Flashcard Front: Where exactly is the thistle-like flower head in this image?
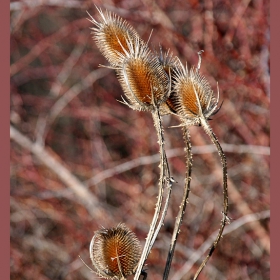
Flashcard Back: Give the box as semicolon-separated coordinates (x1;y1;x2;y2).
87;7;142;67
156;47;181;115
171;59;220;126
89;223;141;279
117;37;171;112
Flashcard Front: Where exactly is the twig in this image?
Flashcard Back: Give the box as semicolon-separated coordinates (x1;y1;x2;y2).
35;67;110;145
170;210;270;280
10;0;83;11
10;18;87;76
10;125;101;218
85;144;270;187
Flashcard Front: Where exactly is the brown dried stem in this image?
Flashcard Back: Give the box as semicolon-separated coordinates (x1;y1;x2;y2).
134;108;172;280
163;127;192;280
192;116;229;280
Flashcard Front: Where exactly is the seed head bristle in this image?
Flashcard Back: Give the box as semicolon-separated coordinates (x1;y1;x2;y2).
157;47;180;76
88;8;142;67
117;38;171;112
90;223;141;279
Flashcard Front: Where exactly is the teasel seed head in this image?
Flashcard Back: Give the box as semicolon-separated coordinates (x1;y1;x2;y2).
117;37;171;112
171;58;221;126
90;223;141;279
87;7;142;67
156;47;181;115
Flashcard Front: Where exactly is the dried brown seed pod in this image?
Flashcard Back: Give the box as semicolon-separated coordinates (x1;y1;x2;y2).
171;59;220;126
117;37;171;112
89;223;141;280
87;7;142;67
156;47;181;115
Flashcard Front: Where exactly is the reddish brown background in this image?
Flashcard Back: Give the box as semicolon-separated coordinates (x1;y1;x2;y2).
10;0;270;279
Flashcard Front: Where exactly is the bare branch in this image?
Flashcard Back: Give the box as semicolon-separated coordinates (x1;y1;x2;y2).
10;0;82;11
10;125;101;219
35;68;111;145
85;144;269;187
171;210;270;280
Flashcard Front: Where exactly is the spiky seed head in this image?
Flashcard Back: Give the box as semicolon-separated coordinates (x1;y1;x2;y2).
156;48;181;115
90;223;141;279
172;63;219;125
87;7;142;67
117;37;171;112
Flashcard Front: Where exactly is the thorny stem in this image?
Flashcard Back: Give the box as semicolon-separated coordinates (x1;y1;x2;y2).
192;116;229;280
134;108;172;280
163;127;192;280
149;110;174;253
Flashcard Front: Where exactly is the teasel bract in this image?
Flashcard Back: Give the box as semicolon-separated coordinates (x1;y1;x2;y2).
87;7;143;67
164;52;229;280
89;224;142;280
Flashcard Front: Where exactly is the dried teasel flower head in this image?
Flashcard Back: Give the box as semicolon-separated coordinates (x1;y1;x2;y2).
156;47;181;115
117;37;171;112
171;52;222;126
89;223;141;280
87;7;142;67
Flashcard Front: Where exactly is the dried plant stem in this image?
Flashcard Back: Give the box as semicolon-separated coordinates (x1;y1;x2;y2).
163;127;192;280
149;113;174;253
192;116;229;280
134;109;171;280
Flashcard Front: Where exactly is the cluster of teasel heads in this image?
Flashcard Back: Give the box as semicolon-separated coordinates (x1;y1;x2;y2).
86;6;229;280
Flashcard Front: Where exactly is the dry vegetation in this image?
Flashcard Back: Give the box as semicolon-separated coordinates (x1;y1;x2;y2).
10;0;270;279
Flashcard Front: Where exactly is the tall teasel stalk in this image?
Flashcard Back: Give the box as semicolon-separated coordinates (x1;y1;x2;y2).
168;51;229;279
87;8;174;280
163;126;193;280
151;49;195;280
116;36;174;280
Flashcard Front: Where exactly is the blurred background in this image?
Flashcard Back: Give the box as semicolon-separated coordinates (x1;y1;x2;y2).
10;0;270;279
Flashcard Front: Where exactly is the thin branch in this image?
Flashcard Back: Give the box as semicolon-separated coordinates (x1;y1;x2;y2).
10;125;101;218
10;0;83;11
85;144;270;187
10;18;87;76
170;210;270;280
35;67;110;145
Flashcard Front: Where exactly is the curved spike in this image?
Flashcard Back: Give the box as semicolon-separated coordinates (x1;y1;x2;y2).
78;255;95;273
147;29;154;45
197;50;204;71
86;10;98;25
211;100;224;116
216;81;220;106
89;235;111;278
